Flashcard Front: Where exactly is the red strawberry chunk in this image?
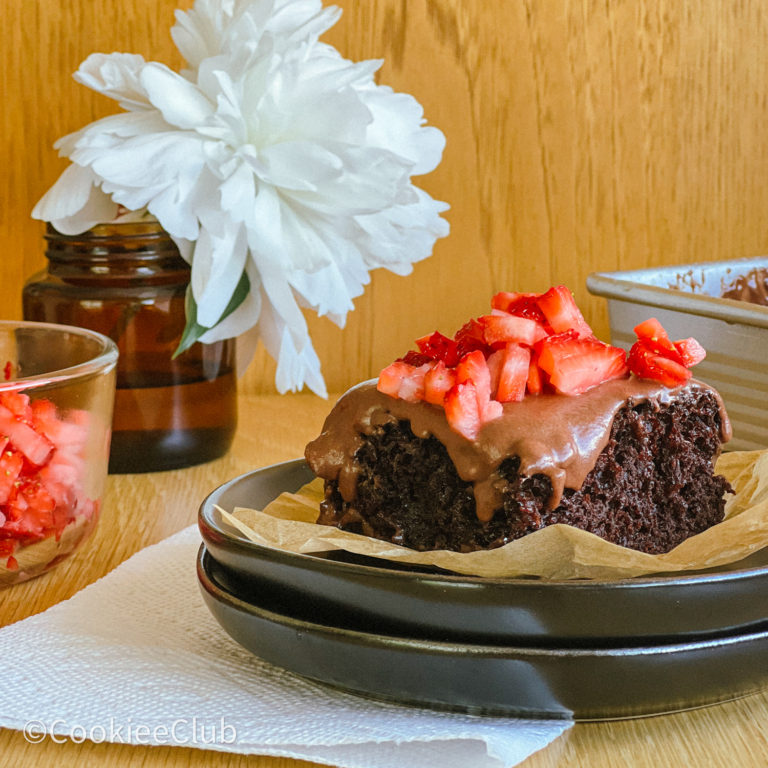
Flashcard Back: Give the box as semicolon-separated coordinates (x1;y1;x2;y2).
0;403;54;466
0;391;31;419
633;317;669;341
377;361;432;402
444;382;482;441
454;319;487;359
538;335;629;395
628;339;692;387
493;344;531;402
492;292;549;325
536;285;594;338
0;447;22;504
456;350;492;409
398;350;433;367
479;313;548;347
527;353;544;395
673;337;706;367
424;361;456;405
416;332;460;367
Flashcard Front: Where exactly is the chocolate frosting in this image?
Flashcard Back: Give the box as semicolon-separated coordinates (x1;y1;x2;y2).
305;378;731;523
721;268;768;306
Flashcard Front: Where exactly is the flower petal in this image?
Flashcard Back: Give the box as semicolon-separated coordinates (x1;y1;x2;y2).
139;63;215;129
31;164;118;234
190;220;249;327
74;52;152;111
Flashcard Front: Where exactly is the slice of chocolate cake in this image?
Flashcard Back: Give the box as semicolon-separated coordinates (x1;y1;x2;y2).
305;379;731;554
305;287;732;555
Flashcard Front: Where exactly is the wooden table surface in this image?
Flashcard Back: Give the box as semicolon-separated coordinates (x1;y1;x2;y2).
2;391;768;768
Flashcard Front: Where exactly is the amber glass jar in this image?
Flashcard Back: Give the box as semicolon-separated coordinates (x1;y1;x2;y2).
23;222;237;473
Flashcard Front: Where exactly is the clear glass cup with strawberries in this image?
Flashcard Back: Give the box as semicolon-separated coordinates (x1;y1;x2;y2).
0;321;117;586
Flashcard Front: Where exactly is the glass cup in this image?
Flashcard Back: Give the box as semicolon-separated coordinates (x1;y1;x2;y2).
0;320;117;586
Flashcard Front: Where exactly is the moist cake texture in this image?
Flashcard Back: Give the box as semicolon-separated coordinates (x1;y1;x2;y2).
305;378;732;555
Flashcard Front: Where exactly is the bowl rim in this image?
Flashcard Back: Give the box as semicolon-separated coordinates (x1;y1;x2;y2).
0;319;118;389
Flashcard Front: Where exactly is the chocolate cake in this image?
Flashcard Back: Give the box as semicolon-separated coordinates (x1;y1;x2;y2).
305;378;731;554
305;286;732;555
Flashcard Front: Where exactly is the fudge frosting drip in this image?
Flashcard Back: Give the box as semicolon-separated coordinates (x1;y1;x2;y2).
305;378;731;523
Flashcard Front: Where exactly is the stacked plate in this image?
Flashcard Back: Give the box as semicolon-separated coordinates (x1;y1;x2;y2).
198;459;768;721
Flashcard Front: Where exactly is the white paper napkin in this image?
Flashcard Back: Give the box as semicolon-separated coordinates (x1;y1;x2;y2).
0;527;572;768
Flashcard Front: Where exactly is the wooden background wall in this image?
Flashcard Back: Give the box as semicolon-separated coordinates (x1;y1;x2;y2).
3;0;768;395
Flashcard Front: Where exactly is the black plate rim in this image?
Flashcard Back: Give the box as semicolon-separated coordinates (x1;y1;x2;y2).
200;457;768;590
197;543;768;657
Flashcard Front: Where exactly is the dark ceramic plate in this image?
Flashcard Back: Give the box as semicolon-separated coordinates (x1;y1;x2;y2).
198;545;768;720
199;459;768;644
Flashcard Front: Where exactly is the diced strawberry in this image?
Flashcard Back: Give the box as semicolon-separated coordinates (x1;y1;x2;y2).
538;335;629;395
0;448;22;504
0;403;54;466
481;398;503;422
454;319;487;359
398;350;433;367
424;361;456;406
673;337;706;367
492;291;549;325
527;353;544;395
444;382;482;441
377;361;432;402
633;317;669;341
628;339;692;387
456;350;492;410
479;313;548;347
494;344;531;403
536;285;594;338
0;391;31;419
416;332;460;367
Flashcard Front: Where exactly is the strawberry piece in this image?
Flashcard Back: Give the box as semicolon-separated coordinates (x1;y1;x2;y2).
398;350;433;367
416;332;461;367
0;403;54;466
454;319;487;359
536;285;594;338
628;339;692;387
633;317;669;341
492;291;549;325
0;391;31;419
377;361;432;402
0;447;22;504
424;361;456;405
493;344;531;403
538;334;629;395
527;353;544;395
674;337;706;367
479;313;548;347
456;350;492;409
444;382;482;441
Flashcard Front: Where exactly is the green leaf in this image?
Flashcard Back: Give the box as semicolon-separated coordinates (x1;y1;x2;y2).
174;270;251;357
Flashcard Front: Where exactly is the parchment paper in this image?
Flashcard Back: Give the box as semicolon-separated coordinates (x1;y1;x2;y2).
220;450;768;580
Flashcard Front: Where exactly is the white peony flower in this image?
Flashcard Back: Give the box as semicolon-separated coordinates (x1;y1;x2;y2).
32;0;449;397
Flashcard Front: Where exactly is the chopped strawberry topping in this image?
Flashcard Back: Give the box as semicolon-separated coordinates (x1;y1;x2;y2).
479;313;548;347
444;382;482;441
416;332;461;367
674;337;707;367
536;285;594;338
377;361;431;402
627;317;705;386
538;335;629;395
492;344;531;403
424;361;456;406
376;290;707;440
